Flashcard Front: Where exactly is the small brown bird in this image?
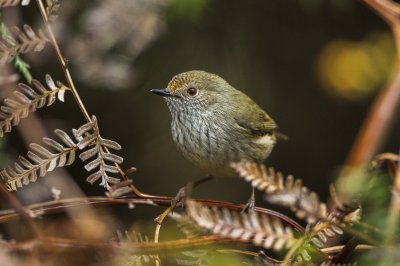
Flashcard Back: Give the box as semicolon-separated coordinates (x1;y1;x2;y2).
151;70;280;206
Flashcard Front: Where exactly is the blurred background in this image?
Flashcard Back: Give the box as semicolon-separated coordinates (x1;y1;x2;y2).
1;0;399;218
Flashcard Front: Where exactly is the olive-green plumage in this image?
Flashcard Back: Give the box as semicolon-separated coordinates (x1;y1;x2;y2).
151;70;278;177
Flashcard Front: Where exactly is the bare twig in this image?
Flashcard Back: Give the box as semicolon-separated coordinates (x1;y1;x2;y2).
0;196;305;232
0;181;41;238
0;235;250;254
154;207;172;266
154;207;172;242
35;0;90;122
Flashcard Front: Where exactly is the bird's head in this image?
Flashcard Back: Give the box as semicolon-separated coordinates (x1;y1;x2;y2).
151;70;232;113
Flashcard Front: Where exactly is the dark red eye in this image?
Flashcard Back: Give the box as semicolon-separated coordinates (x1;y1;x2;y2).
187;87;198;96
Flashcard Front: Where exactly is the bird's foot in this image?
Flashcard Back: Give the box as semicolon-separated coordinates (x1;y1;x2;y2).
171;185;190;210
241;188;256;213
170;176;213;211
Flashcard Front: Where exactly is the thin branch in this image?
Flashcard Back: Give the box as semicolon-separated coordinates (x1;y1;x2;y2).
362;0;400;32
154;207;172;266
0;181;41;238
154;207;172;242
0;196;305;232
35;0;90;122
1;235;251;254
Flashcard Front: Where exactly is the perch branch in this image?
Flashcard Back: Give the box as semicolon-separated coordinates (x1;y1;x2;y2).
0;196;304;232
0;235;250;254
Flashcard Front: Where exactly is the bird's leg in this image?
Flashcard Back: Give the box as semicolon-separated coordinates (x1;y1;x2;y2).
171;175;213;209
242;186;256;213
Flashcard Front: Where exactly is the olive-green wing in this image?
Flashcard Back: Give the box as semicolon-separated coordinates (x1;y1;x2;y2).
233;101;277;137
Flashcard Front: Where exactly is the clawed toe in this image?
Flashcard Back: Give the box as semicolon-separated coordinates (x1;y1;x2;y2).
171;186;188;210
242;188;256;213
170;176;213;210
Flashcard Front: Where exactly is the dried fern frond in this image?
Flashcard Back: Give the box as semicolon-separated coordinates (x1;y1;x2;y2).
186;200;298;251
46;0;60;21
171;212;207;238
309;204;361;249
0;24;49;62
0;0;30;7
1;129;77;191
73;116;123;190
232;161;327;224
0;74;69;137
106;180;134;198
114;230;159;266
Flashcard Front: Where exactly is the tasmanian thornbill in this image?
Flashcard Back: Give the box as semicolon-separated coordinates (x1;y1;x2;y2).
151;70;282;209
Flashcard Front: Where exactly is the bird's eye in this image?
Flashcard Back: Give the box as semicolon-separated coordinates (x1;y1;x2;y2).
187;87;198;96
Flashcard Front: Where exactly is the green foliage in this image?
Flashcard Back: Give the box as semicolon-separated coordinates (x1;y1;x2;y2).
13;56;32;83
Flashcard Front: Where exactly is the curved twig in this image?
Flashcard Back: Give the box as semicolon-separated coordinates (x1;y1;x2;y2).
0;195;305;233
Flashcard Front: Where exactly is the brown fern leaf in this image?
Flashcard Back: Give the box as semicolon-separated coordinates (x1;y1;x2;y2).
0;74;69;137
171;212;207;238
231;161;327;224
309;204;361;248
106;179;134;198
73;116;123;190
1;129;77;191
308;217;345;249
114;230;160;265
0;24;49;62
186;200;298;251
46;0;60;21
0;0;30;7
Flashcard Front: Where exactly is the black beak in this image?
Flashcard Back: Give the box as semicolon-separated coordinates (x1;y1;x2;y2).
150;89;179;98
